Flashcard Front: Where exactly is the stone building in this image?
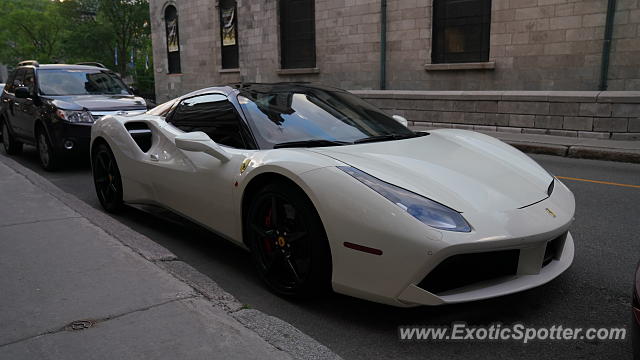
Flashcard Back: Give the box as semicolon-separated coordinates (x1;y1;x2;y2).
149;0;640;139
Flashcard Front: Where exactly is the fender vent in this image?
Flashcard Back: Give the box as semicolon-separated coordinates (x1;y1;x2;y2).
125;122;152;152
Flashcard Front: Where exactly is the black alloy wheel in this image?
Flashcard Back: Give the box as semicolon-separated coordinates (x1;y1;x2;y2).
36;128;58;171
1;119;23;155
247;182;331;297
92;143;123;212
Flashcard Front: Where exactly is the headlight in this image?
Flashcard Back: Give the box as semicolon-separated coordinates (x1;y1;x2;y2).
338;166;472;232
56;109;94;123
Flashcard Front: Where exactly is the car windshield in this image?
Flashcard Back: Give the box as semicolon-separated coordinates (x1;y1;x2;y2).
38;69;131;96
147;98;177;116
237;86;416;149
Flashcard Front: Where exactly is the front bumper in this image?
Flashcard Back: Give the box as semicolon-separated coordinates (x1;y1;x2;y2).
633;269;640;360
300;166;576;307
397;232;574;305
633;307;640;360
49;121;92;154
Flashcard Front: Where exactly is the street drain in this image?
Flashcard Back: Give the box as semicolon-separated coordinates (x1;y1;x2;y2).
64;319;96;331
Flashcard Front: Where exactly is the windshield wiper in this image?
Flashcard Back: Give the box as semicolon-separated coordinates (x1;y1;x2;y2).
273;139;352;149
354;132;427;144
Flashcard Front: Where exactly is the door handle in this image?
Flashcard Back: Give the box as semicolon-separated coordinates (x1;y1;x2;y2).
149;154;159;161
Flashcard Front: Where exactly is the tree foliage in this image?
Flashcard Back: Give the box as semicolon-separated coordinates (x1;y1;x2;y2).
0;0;154;99
0;0;68;63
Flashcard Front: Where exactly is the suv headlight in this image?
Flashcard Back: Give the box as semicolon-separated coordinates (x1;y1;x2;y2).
56;109;94;123
338;166;472;232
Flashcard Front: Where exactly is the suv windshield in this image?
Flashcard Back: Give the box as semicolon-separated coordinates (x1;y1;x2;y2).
237;87;416;149
38;69;131;96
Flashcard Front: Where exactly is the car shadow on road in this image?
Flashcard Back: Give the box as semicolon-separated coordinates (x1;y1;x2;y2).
16;146;91;173
13;145;576;329
113;193;576;330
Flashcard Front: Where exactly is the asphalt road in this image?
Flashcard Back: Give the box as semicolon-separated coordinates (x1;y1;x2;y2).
5;146;639;360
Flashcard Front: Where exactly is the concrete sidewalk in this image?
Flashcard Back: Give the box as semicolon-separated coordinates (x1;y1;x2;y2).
0;156;340;360
413;125;640;163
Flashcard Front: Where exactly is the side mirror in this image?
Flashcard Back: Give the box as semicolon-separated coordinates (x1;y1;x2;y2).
175;131;231;162
392;114;409;127
129;86;139;96
14;86;31;99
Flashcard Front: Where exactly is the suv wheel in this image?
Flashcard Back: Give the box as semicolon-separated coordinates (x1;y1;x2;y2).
1;119;23;155
36;127;58;171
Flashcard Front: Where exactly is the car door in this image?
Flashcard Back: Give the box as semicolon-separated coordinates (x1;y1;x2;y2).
16;68;38;139
149;93;254;239
2;69;25;138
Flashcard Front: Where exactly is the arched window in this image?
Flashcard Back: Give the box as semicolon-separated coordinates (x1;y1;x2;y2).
165;5;181;73
432;0;491;64
220;0;239;69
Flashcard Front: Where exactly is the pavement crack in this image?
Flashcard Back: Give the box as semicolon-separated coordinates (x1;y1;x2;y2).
0;294;200;348
0;216;84;229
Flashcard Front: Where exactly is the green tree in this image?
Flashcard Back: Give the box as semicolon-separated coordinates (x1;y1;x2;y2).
97;0;150;77
0;0;155;100
0;0;68;64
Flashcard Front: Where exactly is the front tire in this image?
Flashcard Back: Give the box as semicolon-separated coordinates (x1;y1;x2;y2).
36;127;59;171
1;119;23;155
246;182;331;298
92;142;123;213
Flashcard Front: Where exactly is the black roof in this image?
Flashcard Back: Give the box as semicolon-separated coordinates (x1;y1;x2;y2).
17;64;110;71
231;82;344;93
184;82;345;98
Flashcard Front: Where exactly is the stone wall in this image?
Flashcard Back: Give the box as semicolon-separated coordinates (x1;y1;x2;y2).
352;90;640;140
149;0;241;102
149;0;640;103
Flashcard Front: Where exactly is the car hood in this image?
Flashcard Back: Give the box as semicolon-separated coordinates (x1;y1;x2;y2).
44;94;147;111
311;129;554;213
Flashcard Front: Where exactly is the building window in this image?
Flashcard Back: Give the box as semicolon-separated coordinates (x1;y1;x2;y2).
220;0;239;69
432;0;491;64
165;5;181;74
279;0;316;69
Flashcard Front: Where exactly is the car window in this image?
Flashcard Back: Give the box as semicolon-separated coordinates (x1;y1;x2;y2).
147;98;178;117
238;88;414;149
169;93;252;149
6;69;25;93
38;69;131;96
23;69;35;95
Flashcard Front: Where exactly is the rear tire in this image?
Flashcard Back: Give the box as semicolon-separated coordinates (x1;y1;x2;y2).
92;142;123;213
1;119;23;155
246;182;332;298
36;127;59;171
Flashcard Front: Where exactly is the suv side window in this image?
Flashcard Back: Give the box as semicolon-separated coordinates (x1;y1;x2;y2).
22;69;36;95
5;69;25;94
169;93;252;149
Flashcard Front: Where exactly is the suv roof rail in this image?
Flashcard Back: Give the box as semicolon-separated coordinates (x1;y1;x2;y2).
75;62;106;68
18;60;39;67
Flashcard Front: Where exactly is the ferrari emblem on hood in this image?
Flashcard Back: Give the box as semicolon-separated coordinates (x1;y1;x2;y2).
545;208;557;218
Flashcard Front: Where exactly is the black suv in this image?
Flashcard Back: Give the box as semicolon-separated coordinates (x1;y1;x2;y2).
0;61;149;170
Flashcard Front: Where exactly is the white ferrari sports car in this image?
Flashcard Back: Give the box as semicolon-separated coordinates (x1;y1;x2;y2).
90;83;575;307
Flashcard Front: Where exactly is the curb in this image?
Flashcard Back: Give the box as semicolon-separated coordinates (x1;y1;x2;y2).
504;141;640;164
0;154;341;360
